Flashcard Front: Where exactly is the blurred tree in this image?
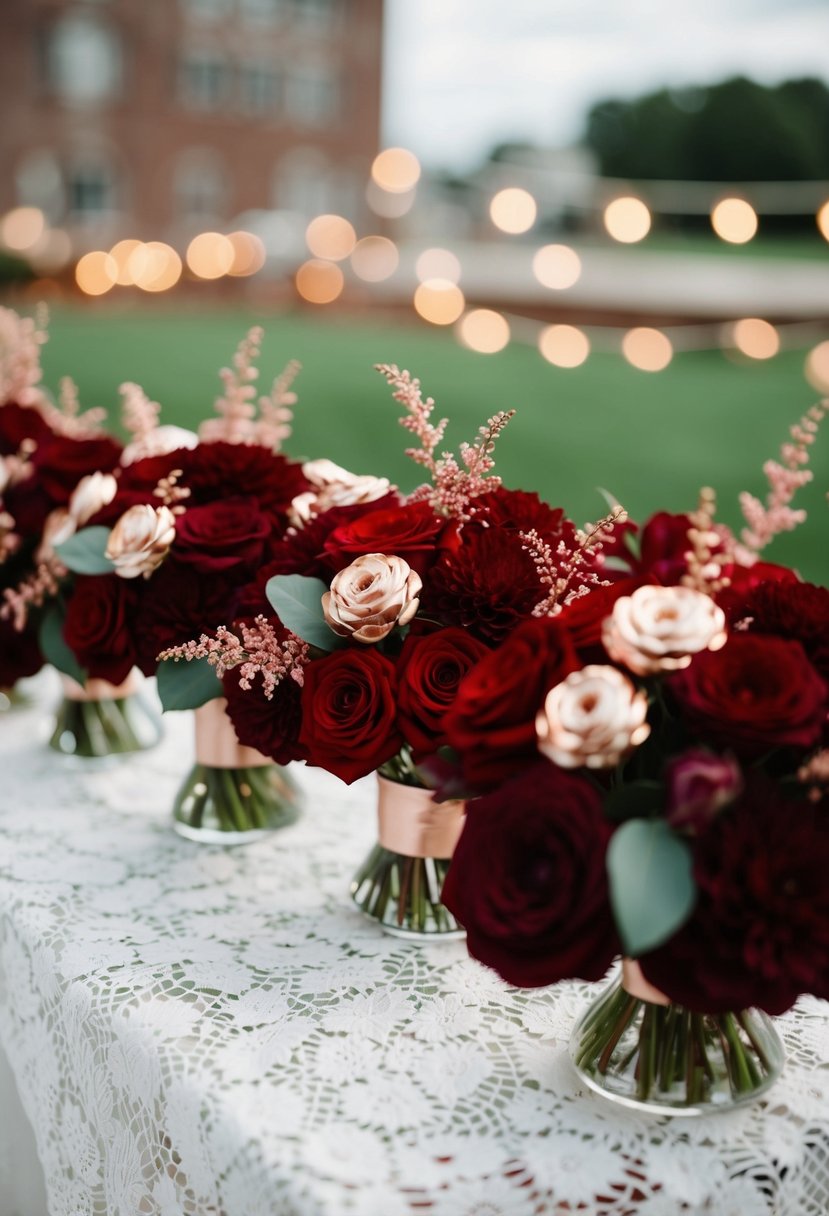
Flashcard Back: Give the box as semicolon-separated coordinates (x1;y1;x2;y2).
585;75;829;181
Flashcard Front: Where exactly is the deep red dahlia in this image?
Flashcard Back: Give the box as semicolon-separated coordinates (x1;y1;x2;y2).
442;760;619;987
720;579;829;682
222;657;306;767
640;778;829;1014
419;526;542;643
132;560;242;674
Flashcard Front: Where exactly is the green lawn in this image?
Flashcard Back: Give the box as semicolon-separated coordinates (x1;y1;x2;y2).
40;302;827;585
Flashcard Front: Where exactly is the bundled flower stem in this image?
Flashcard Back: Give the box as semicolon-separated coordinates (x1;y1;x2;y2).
571;976;782;1110
350;846;460;936
173;761;299;838
49;688;162;759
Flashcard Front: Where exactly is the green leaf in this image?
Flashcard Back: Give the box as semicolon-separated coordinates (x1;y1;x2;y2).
38;604;87;685
55;526;114;575
607;818;696;955
156;656;219;712
265;574;346;651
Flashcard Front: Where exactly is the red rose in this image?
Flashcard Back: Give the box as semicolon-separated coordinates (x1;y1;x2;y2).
444;617;579;790
397;628;490;759
420;527;543;643
62;574;138;685
173;497;271;572
719;578;829;681
323;502;446;575
556;576;644;660
33;433;122;504
298;649;402;783
670;633;827;759
640;778;829;1013
222;649;306;767
721;560;799;597
634;512;696;584
442;760;619;987
0;402;51;454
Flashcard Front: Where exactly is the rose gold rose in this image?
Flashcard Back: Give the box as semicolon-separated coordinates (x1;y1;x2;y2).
121;425;198;467
68;471;118;526
536;665;650;769
290;461;391;527
106;503;177;579
602;584;727;676
322;552;422;644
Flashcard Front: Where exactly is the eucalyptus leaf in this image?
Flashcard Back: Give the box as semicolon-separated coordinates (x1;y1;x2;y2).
607;818;696;955
265;574;346;651
55;526;114;575
38;604;87;685
156;656;219;712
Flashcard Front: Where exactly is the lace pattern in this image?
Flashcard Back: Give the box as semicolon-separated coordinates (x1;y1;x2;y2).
1;672;827;1216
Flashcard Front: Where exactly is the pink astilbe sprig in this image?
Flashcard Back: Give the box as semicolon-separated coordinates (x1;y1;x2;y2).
1;555;65;630
199;326;263;444
0;512;20;565
375;363;515;520
120;381;161;443
0;305;47;407
153;468;190;514
798;749;829;803
255;358;300;451
736;400;827;562
522;506;626;616
158;615;309;699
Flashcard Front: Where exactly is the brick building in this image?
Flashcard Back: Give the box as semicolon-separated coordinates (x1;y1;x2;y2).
0;0;384;252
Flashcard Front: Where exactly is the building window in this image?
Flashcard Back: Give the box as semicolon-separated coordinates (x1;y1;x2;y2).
285;65;338;127
178;51;230;111
240;0;288;25
174;149;225;221
241;62;282;115
293;0;338;29
42;14;122;105
67;161;118;217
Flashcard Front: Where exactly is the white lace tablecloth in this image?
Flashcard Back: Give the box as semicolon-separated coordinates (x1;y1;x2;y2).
1;674;828;1216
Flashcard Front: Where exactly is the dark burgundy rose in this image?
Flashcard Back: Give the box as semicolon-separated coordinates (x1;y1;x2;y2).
62;574;138;686
719;579;829;682
640;778;829;1014
420;527;543;644
397;627;490;759
0;616;43;687
323;502;446;575
670;633;827;759
442;760;619;987
173;497;271;572
444;617;579;790
222;654;306;767
720;560;799;598
33;433;122;504
298;648;402;784
0;402;52;454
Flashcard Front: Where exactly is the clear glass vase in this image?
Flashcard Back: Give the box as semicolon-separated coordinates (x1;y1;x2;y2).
569;962;785;1116
172;698;301;844
349;771;466;939
49;673;163;760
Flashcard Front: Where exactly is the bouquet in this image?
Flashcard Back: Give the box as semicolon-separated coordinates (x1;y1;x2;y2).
437;400;828;1111
161;364;627;930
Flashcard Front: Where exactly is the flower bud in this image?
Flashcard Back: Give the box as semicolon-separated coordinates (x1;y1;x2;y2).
536;664;650;769
106;503;177;579
665;749;743;832
322;552;422;644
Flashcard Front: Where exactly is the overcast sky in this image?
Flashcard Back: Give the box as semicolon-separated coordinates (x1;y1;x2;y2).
382;0;829;171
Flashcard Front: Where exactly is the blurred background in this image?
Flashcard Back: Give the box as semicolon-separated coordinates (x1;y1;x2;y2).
0;0;826;580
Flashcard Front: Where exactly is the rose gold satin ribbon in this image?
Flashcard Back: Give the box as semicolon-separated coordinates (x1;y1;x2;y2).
61;672;140;702
621;958;671;1006
376;774;465;859
194;698;272;769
